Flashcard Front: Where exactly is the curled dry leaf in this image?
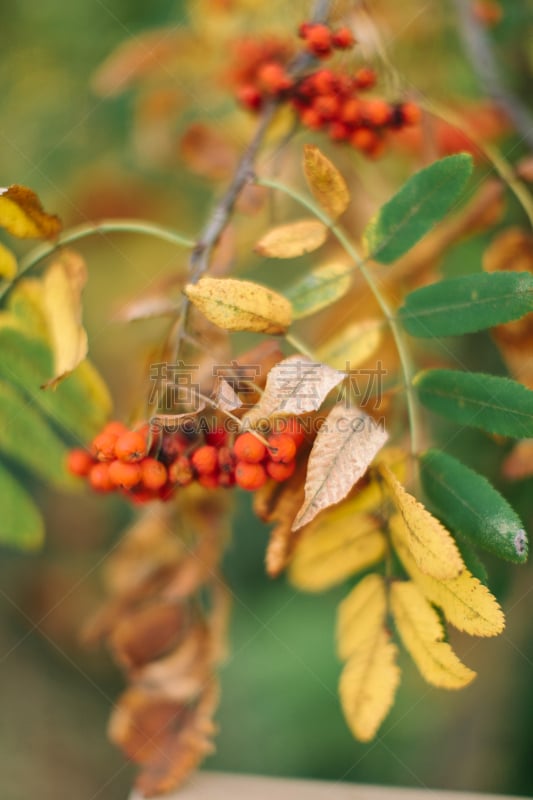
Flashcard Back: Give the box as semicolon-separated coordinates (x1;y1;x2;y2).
303;144;350;220
339;629;400;742
185;277;292;334
380;463;464;580
243;355;344;427
0;242;17;280
336;573;387;661
292;404;388;530
391;581;476;689
0;184;61;239
254;218;328;259
109;600;187;671
41;250;88;388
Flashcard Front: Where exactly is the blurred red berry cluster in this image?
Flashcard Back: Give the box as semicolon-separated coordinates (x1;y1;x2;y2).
67;418;307;503
231;21;421;157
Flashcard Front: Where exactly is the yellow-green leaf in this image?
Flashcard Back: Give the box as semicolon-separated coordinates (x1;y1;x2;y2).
285;261;353;319
0;184;61;239
391;581;476;689
0;242;17;280
317;319;384;371
289;511;386;592
184;277;292;334
0;460;44;550
337;573;387;660
339;629;400;742
303;144;350;219
390;514;505;637
380;463;463;580
41;250;88;388
7;278;49;338
254;218;328;259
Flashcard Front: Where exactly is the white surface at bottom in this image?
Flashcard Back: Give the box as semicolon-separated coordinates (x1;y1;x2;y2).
130;771;521;800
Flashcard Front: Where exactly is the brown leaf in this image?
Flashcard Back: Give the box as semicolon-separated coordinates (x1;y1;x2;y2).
41;250;88;387
303;144;350;219
179;123;238;180
136;625;212;700
0;184;61;239
254;218;328;259
114;295;180;322
243;355;344;427
292;405;388;530
109;600;187;671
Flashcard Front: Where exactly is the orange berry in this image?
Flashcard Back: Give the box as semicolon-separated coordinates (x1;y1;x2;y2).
340;98;363;124
168;456;193;486
237;84;263;111
305;24;333;57
114;431;147;463
332;27;355;49
274;417;306;447
109;460;142;489
91;431;119;462
300;107;324;130
329;121;351;141
310;69;336;95
313;93;340;121
401;101;422;126
363;98;392;127
257;62;293;94
141;458;168;491
350;127;379;152
198;473;220;489
266;460;296;482
235;461;267;491
89;462;114;492
233;432;267;463
268;433;297;464
67;448;94;477
354;66;377;90
130;488;158;505
191;445;219;475
206;428;228;447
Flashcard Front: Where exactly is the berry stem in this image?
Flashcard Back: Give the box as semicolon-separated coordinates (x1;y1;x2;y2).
2;219;195;300
258;176;422;460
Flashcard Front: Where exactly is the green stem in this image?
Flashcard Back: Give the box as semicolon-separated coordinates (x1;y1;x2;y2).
285;331;317;361
258;176;422;458
2;219;195;300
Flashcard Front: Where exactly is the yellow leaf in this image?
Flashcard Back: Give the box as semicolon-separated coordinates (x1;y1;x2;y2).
390;514;505;637
254;218;328;258
303;144;350;219
380;464;464;580
41;250;88;388
0;184;61;239
7;277;49;338
337;573;387;660
293;404;388;530
0;242;17;281
339;629;400;742
317;319;384;371
336;448;407;516
289;511;386;592
391;581;476;689
286;260;353;319
243;355;344;426
184;277;292;334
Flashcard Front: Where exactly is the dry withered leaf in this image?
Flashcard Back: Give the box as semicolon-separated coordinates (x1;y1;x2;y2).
0;184;61;239
292;405;388;530
109;600;187;671
254;218;328;259
185;277;292;334
41;250;88;387
303;144;350;219
243;355;344;427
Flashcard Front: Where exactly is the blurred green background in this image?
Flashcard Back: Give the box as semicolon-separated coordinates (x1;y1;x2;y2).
1;1;533;799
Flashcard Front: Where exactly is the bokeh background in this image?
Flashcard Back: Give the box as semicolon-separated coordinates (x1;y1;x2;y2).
1;1;533;798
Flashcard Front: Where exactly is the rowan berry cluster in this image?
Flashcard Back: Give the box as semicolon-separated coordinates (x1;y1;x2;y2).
67;418;306;503
232;21;421;157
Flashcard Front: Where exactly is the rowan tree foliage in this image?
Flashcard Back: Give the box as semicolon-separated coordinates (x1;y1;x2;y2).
1;0;532;796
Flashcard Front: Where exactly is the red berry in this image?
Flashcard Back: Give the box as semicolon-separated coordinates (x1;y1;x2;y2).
114;431;147;463
235;461;267;491
274;417;306;447
198;473;220;489
257;62;293;94
129;488;159;505
159;432;189;463
305;24;333;58
329;121;351;141
206;428;228;447
89;462;114;492
313;93;340;121
233;432;267;464
267;433;297;464
103;420;128;438
218;471;236;488
141;458;168;491
237;84;263;112
350;127;379;152
218;446;236;474
109;460;142;489
354;66;377;90
310;69;336;95
91;432;119;462
332;27;355;49
191;445;219;475
168;456;193;486
299;106;324;130
363;98;392;127
67;448;94;477
340;98;363;124
401;101;422;126
266;460;296;482
298;21;312;39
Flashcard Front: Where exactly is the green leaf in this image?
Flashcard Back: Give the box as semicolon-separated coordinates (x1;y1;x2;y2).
420;449;528;564
415;369;533;438
363;154;473;264
0;381;75;488
0;460;44;550
0;320;111;441
399;272;533;337
284;262;352;319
